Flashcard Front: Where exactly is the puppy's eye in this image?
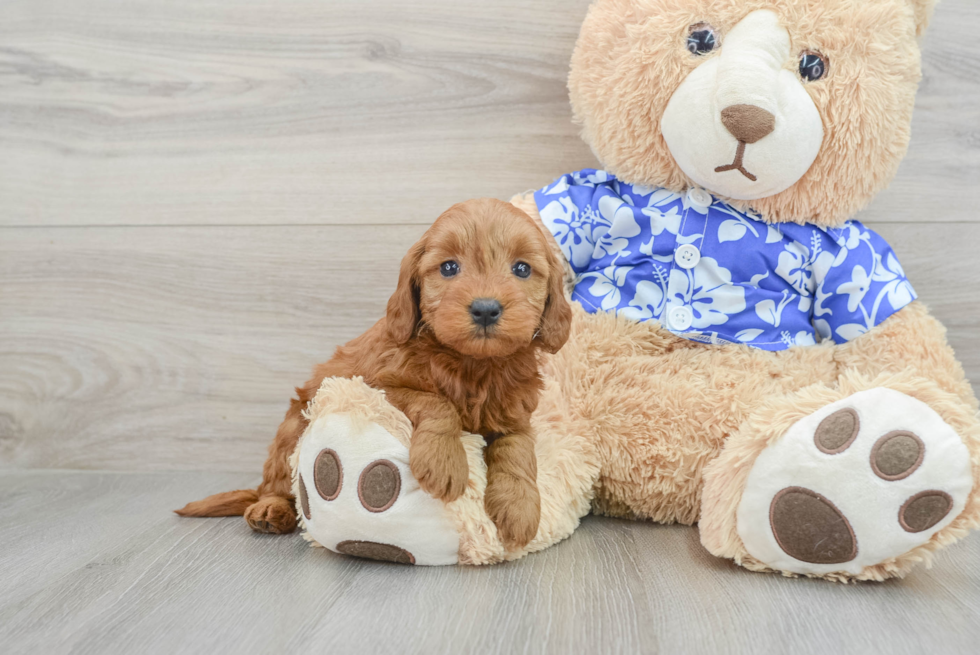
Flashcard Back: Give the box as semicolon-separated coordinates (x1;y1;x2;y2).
512;262;532;279
687;23;719;56
799;51;828;82
440;261;460;277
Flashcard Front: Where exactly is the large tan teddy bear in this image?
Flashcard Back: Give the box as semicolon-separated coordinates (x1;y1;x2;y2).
291;0;980;581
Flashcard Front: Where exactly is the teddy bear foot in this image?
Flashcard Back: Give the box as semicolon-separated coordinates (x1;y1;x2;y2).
294;409;462;566
736;388;973;578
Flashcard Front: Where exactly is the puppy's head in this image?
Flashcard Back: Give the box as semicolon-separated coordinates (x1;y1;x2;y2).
386;198;572;359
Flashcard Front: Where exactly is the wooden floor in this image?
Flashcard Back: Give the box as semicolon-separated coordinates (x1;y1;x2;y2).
1;470;978;655
2;0;980;653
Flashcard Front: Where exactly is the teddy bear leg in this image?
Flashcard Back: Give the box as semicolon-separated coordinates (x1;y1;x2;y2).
700;373;980;581
293;392;464;565
293;376;596;565
292;376;486;565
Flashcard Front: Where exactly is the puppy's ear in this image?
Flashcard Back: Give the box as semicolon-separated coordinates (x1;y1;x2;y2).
386;238;426;344
536;250;572;354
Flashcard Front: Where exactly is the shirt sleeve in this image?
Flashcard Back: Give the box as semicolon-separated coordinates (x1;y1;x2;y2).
534;171;605;274
812;222;917;344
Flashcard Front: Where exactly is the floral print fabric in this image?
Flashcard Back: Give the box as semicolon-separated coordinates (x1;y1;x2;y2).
534;169;916;351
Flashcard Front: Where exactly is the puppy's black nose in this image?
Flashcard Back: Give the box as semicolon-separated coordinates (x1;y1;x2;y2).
469;298;502;328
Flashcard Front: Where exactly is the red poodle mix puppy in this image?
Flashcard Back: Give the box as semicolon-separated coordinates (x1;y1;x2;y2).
178;198;572;549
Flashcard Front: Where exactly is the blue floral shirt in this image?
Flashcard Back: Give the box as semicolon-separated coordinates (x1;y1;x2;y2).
534;169;916;351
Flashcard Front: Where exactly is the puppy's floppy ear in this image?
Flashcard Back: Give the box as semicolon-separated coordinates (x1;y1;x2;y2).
386;238;426;344
536;248;572;354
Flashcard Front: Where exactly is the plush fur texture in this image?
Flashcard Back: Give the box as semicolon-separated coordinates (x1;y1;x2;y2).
511;0;979;583
178;198;572;549
515;190;980;580
523;1;977;581
289;374;601;566
699;368;980;582
569;0;937;226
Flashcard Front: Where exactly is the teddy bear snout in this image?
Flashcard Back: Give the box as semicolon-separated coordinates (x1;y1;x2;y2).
720;104;775;144
660;7;823;200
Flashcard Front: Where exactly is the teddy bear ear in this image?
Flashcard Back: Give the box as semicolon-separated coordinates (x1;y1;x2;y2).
906;0;938;37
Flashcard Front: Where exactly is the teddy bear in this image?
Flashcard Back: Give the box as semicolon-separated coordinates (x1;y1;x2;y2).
291;0;980;581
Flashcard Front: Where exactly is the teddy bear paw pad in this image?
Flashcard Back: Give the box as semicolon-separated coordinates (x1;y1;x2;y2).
294;413;461;565
737;388;973;576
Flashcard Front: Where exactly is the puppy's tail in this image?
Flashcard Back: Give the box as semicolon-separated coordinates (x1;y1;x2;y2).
174;489;259;517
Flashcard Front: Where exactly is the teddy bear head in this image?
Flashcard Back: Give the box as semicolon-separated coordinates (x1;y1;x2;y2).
568;0;936;226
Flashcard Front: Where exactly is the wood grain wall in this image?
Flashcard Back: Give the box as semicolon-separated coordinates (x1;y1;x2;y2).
2;0;978;472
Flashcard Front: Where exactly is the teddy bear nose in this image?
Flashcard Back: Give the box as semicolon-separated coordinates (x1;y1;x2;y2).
470;298;503;327
720;104;776;144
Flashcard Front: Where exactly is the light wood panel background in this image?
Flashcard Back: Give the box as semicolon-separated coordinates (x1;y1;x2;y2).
0;0;978;228
1;2;980;653
2;222;979;472
0;0;977;473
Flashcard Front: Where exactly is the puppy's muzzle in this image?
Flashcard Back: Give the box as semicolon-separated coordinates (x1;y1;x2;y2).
469;298;502;328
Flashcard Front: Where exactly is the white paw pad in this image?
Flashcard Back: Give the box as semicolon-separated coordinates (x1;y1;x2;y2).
295;413;461;566
737;388;973;576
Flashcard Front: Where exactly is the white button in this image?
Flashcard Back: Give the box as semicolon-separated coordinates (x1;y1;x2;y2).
675;244;701;269
687;187;712;209
669;306;694;331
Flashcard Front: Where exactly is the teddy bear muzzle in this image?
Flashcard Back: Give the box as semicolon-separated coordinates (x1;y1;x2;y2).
661;9;823;200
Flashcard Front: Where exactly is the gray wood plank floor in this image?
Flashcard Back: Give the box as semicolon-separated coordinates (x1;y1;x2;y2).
1;470;978;655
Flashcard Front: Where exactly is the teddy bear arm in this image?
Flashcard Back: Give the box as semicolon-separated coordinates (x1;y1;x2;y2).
834;301;978;411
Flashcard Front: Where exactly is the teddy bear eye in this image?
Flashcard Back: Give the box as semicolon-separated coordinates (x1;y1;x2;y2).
799;51;828;82
512;262;532;279
687;23;718;56
440;261;460;277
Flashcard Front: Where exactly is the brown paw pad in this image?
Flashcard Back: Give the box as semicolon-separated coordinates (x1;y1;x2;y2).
298;473;311;519
899;491;953;533
769;486;857;564
336;540;415;565
814;408;860;454
314;448;342;501
358;460;401;512
870;431;924;481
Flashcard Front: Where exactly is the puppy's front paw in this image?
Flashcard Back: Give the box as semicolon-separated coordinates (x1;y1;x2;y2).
485;474;541;550
409;434;468;502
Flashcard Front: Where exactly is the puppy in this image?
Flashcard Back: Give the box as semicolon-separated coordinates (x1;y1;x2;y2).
177;198;572;549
